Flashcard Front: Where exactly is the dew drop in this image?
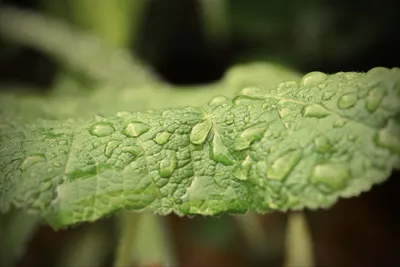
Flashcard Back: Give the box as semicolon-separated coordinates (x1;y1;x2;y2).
225;114;234;125
244;116;250;124
301;71;327;86
89;122;115;137
234;122;267;151
122;121;150;137
190;119;212;145
278;107;291;119
374;119;400;154
338;92;358;109
233;156;252;181
266;150;302;180
311;163;350;192
333;119;346;128
159;152;177;178
365;87;386;113
321;91;335;101
20;154;46;171
104;140;121;158
302;104;330;118
233;95;262;105
240;87;261;97
155;131;171;145
211;133;234;165
121;145;144;157
314;136;332;153
208;96;228;106
58;140;68;145
53;162;61;167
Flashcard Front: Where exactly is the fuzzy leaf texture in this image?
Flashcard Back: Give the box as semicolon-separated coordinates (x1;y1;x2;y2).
1;67;399;229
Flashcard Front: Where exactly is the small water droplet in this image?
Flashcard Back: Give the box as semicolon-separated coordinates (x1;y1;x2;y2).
301;71;327;86
20;154;46;171
53;162;61;167
58;140;68;145
338;93;358;109
155;131;171;145
225;114;234;125
347;134;356;141
302;104;330;118
211;133;234;165
121;146;144;157
244;116;250;124
159;152;177;178
322;91;335;100
365;87;386;113
116;111;131;118
333;119;346;128
190;119;212;145
122;121;150;137
208;96;228;106
374;119;400;154
89;122;115;137
266;150;302;180
104;140;121;158
311;163;350;192
278;107;291;119
233;156;252;181
240;87;261;97
233;95;262;105
314;136;332;153
234;123;267;151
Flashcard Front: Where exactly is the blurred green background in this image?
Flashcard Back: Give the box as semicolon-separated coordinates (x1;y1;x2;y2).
0;0;400;266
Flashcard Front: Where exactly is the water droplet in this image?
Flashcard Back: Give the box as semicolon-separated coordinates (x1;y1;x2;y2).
233;156;252;181
311;164;350;192
278;107;291;119
338;93;358;109
234;123;267;151
374;119;400;154
89;122;115;137
121;146;144;157
301;71;327;86
20;154;46;170
211;133;234;165
155;131;171;145
122;121;150;137
208;96;228;106
159;152;177;178
314;136;332;153
302;104;330;118
104;140;121;158
225;115;234;125
365;87;386;113
333;119;346;128
321;91;335;101
58;140;68;145
266;150;302;180
244;116;250;124
233;95;262;105
347;134;356;141
116;111;131;118
240;87;261;97
190;119;212;145
53;162;61;167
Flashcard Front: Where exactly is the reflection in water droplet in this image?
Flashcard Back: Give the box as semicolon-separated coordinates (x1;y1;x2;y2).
266;150;302;180
155;131;171;145
302;104;330;118
121;146;143;157
21;154;46;171
208;96;228;106
311;163;350;192
365;87;386;113
190;119;212;145
374;119;400;153
233;156;252;180
314;136;332;153
89;122;115;137
104;140;121;158
301;71;327;86
122;122;150;137
159;152;177;178
338;93;358;109
234;123;267;151
322;91;335;101
211;133;234;165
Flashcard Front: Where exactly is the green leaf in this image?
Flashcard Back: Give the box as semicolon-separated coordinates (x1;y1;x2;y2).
1;67;399;229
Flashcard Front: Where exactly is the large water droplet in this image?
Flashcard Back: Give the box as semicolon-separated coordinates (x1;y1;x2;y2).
159;152;177;178
104;140;121;158
122;121;150;137
311;164;350;192
338;93;358;109
374;119;400;154
321;91;335;101
20;154;46;171
233;156;252;181
233;95;262;105
234;122;267;151
121;145;143;157
89;122;115;137
190;119;212;145
302;104;330;118
155;131;171;145
314;136;332;153
208;96;228;106
211;133;234;165
301;71;327;86
266;150;302;180
365;87;386;113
